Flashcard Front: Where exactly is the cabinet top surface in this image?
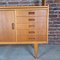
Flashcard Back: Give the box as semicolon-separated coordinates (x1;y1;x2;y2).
0;6;48;9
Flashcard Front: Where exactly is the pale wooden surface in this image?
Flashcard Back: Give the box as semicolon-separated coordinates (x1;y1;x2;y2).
16;7;48;43
0;6;49;44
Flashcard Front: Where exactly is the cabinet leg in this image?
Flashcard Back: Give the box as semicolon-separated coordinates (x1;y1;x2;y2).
34;44;38;59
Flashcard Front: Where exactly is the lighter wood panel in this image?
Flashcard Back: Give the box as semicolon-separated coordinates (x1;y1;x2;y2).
0;10;16;42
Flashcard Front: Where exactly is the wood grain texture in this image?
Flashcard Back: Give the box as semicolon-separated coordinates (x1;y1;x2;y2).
0;10;16;42
16;8;48;43
0;6;49;44
16;9;47;17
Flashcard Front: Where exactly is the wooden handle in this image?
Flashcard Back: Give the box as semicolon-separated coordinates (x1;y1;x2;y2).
12;23;15;30
28;12;35;15
29;25;35;27
28;19;35;21
29;31;35;34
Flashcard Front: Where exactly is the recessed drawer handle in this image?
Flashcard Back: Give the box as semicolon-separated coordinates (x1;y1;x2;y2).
28;12;35;15
28;19;35;21
29;31;35;34
12;23;15;30
29;25;35;27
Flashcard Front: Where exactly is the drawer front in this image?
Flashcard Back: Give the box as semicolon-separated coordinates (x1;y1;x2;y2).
27;35;37;41
16;16;47;25
16;17;37;24
17;24;37;30
17;24;29;29
17;29;37;36
17;21;38;29
16;9;47;17
17;29;47;42
17;30;37;42
17;35;37;42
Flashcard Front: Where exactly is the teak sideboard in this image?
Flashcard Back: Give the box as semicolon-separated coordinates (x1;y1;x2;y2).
0;6;49;58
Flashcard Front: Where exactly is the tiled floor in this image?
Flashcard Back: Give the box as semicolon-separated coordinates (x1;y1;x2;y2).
0;44;60;60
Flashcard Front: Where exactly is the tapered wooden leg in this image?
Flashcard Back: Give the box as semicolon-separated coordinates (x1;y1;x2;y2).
34;44;38;59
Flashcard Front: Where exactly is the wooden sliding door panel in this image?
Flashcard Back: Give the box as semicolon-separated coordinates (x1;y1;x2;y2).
0;10;16;42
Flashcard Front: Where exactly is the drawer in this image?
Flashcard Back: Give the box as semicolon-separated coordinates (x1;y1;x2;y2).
17;24;37;30
17;35;37;42
17;30;37;41
16;17;37;24
17;24;29;29
16;9;47;17
17;29;37;35
17;30;28;35
28;30;38;35
17;30;47;42
27;34;37;41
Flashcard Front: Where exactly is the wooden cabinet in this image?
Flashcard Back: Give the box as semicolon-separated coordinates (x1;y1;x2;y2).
0;6;49;44
0;10;16;42
0;6;49;58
